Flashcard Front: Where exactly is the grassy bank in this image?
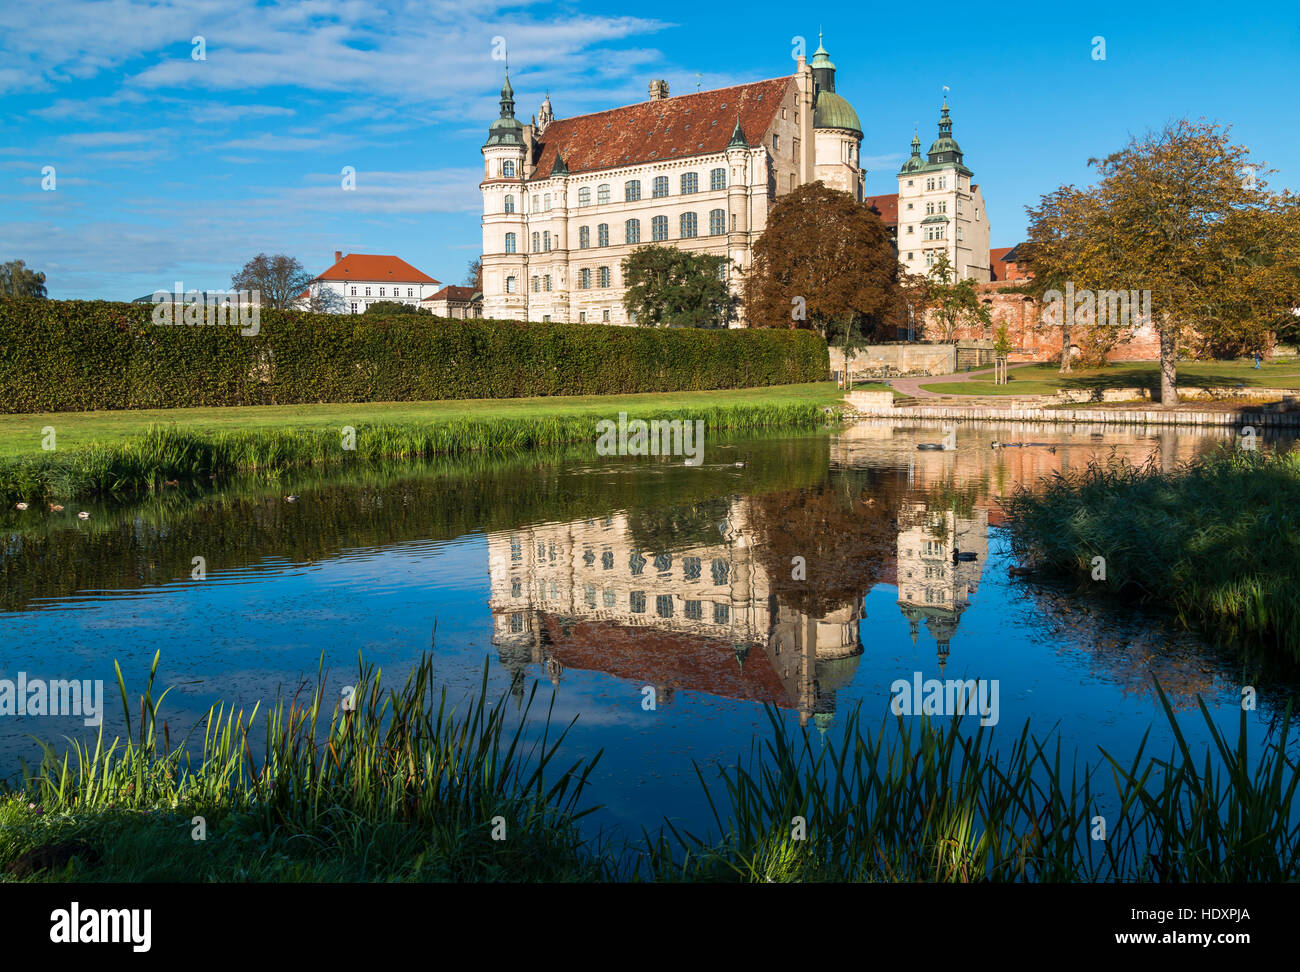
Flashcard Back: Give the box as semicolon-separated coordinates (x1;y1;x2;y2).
1001;449;1300;650
0;387;841;504
0;383;842;459
919;359;1300;397
3;656;1299;882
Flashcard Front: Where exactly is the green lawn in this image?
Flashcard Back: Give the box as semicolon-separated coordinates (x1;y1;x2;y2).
919;359;1300;397
0;383;843;459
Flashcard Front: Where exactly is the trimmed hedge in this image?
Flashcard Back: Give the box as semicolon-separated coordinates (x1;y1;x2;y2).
0;299;828;413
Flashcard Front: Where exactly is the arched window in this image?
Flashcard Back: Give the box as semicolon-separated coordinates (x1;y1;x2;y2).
504;194;515;213
502;160;515;178
578;186;590;206
597;184;610;205
709;209;725;235
652;176;669;198
680;212;698;238
580;268;591;289
598;266;611;288
680;172;698;194
505;276;517;293
579;226;590;249
625;219;640;244
597;223;609;247
504;232;516;254
531;232;540;252
531;276;540;292
651;215;668;241
709;168;725;190
624;180;641;202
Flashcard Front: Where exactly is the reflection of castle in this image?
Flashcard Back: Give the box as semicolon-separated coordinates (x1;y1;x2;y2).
487;500;863;728
895;502;988;672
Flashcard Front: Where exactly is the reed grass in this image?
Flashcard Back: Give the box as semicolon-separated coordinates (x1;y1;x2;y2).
6;657;1298;882
1000;448;1300;652
640;685;1300;882
1;653;606;882
0;402;832;504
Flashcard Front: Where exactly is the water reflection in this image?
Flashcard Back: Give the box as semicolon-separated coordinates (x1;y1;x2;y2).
1;421;1296;831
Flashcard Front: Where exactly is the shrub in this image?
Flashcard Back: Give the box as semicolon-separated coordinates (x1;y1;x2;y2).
0;299;829;413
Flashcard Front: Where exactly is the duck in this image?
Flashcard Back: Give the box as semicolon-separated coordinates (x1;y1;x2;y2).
14;502;28;511
77;511;90;520
163;479;179;487
48;503;64;512
733;461;746;468
284;494;298;503
1007;566;1034;578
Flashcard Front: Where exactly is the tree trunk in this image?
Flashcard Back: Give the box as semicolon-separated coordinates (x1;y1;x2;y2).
1159;319;1178;406
1060;327;1072;373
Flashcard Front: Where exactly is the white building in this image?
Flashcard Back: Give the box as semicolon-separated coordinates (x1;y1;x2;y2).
302;252;441;313
894;99;991;281
478;34;865;325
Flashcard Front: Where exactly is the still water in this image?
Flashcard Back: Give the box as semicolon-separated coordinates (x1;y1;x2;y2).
1;420;1296;836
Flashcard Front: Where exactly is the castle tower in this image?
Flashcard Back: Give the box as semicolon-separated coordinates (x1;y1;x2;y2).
481;73;528;320
810;34;864;200
896;95;990;282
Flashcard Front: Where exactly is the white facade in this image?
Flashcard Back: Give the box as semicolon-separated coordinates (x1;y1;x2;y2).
479;36;863;325
895;102;991;282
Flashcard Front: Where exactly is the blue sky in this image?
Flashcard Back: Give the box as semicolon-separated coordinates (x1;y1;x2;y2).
2;0;1297;300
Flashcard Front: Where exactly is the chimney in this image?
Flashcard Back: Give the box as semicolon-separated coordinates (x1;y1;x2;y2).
648;79;668;102
334;250;342;263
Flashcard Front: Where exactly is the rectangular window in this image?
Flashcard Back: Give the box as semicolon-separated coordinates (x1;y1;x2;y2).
680;212;697;238
579;226;590;249
772;134;780;152
598;266;610;288
656;594;674;618
364;287;371;296
625;180;641;202
680;172;698;194
651;215;667;241
630;591;646;614
407;288;413;297
713;602;729;624
350;302;357;313
579;311;586;322
602;309;610;322
626;219;640;244
597;224;609;247
379;287;385;296
544;275;551;291
652;176;669;198
710;168;725;191
685;600;702;621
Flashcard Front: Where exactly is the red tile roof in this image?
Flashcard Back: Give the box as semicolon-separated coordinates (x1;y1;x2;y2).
864;192;898;226
423;285;478;302
989;246;1014;280
535;614;792;706
314;253;439;284
532;76;794;179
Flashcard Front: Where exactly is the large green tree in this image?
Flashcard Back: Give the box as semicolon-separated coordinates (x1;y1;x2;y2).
620;245;734;328
1024;119;1300;401
745;181;898;382
0;259;48;298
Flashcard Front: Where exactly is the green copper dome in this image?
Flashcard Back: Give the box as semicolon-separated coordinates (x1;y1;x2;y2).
485;73;524;147
814;91;861;136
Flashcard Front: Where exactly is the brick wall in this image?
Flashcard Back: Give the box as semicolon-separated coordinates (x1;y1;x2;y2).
924;282;1164;363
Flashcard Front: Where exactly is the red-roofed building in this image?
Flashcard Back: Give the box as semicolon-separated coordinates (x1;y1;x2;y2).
298;251;442;313
989;243;1031;281
479;33;867;325
422;284;483;319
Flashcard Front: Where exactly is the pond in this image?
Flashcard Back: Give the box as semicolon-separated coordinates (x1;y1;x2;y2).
1;419;1296;838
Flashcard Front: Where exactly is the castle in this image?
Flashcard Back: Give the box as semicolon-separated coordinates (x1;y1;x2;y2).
478;34;866;325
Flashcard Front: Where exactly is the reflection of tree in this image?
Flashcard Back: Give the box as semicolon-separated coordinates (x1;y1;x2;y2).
625;498;732;553
749;469;909;617
1007;577;1239;710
